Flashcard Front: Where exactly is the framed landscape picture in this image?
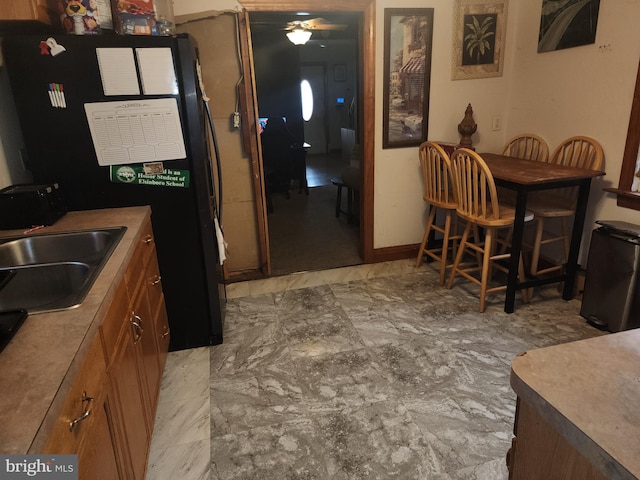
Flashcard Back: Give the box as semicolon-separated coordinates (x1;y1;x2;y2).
382;8;434;149
452;0;507;80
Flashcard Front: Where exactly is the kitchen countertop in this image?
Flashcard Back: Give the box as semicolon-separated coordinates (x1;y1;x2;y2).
0;206;151;454
511;330;640;479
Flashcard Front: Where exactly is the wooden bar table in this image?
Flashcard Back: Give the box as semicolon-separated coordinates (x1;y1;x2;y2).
480;153;605;313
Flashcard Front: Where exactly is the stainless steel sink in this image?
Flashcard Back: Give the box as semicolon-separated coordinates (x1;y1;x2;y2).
0;227;126;314
0;228;126;267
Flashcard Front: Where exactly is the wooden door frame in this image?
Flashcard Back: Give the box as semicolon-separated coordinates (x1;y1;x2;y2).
240;0;376;265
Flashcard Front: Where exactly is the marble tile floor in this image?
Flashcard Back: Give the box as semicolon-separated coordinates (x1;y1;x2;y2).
146;259;605;480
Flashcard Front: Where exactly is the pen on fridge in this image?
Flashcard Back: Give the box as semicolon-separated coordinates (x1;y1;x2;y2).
55;84;65;108
48;83;57;107
55;84;62;108
59;84;67;108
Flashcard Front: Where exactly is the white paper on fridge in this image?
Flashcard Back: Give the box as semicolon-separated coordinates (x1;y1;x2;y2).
136;48;179;95
84;98;186;166
96;48;140;96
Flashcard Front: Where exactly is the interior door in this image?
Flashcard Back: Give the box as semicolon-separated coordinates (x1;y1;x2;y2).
301;64;328;154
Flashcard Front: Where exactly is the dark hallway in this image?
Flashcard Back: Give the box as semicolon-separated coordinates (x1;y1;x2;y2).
267;151;361;276
250;12;362;276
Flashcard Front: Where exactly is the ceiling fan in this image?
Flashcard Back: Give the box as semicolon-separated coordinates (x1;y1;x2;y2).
284;18;347;45
284;17;348;32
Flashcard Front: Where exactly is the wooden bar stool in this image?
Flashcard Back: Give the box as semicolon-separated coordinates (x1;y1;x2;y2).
415;141;461;285
331;167;359;224
447;149;530;312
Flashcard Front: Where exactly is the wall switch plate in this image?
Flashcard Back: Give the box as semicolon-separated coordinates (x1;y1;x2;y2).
491;115;502;131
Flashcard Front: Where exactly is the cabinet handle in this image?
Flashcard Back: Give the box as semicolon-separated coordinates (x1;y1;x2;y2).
130;313;144;343
144;235;154;245
69;392;94;432
162;326;171;338
150;275;162;286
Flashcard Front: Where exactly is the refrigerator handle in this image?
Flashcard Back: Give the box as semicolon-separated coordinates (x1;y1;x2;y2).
196;58;224;226
204;100;223;225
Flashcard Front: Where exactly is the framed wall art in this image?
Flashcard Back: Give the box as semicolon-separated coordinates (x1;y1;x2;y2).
538;0;600;53
452;0;507;80
383;8;434;149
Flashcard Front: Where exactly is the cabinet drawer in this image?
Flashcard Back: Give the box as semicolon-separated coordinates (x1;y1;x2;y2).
43;334;107;454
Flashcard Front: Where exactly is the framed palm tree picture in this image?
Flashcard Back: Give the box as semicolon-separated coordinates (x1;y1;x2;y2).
452;0;508;80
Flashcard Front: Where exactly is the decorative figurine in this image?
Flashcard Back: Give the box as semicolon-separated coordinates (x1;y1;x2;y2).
458;103;477;148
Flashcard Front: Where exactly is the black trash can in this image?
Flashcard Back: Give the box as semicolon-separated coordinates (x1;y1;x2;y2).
580;220;640;332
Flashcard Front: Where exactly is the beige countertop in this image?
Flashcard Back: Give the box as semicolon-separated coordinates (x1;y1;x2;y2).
511;330;640;479
0;206;151;454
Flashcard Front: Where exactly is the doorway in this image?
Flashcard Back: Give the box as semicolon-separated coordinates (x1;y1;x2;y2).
248;10;365;276
238;1;375;277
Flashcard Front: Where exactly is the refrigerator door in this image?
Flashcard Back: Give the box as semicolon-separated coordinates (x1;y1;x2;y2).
2;34;224;349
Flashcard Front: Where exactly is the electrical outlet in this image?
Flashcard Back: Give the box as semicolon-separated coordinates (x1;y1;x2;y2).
491;115;502;131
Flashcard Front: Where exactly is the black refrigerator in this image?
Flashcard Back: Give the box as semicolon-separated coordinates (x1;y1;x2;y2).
2;33;225;351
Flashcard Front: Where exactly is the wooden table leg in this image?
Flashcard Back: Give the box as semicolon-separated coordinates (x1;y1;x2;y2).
505;188;529;313
562;179;592;300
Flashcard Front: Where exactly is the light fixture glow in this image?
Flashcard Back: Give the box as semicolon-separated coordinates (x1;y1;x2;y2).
286;28;311;45
301;80;313;121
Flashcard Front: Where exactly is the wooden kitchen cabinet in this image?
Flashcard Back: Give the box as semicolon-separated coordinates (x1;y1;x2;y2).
76;402;120;480
103;282;151;480
42;333;120;480
146;245;171;367
124;219;166;426
40;213;169;480
101;217;168;480
509;332;640;480
129;263;162;433
508;398;608;480
0;0;52;23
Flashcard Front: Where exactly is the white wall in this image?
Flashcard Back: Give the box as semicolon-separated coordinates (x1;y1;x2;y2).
374;0;515;249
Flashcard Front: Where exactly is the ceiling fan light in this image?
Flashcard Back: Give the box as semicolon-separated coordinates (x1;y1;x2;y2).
286;29;312;45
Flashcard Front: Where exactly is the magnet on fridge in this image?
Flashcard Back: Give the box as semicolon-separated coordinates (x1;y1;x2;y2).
45;38;66;57
39;41;50;55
